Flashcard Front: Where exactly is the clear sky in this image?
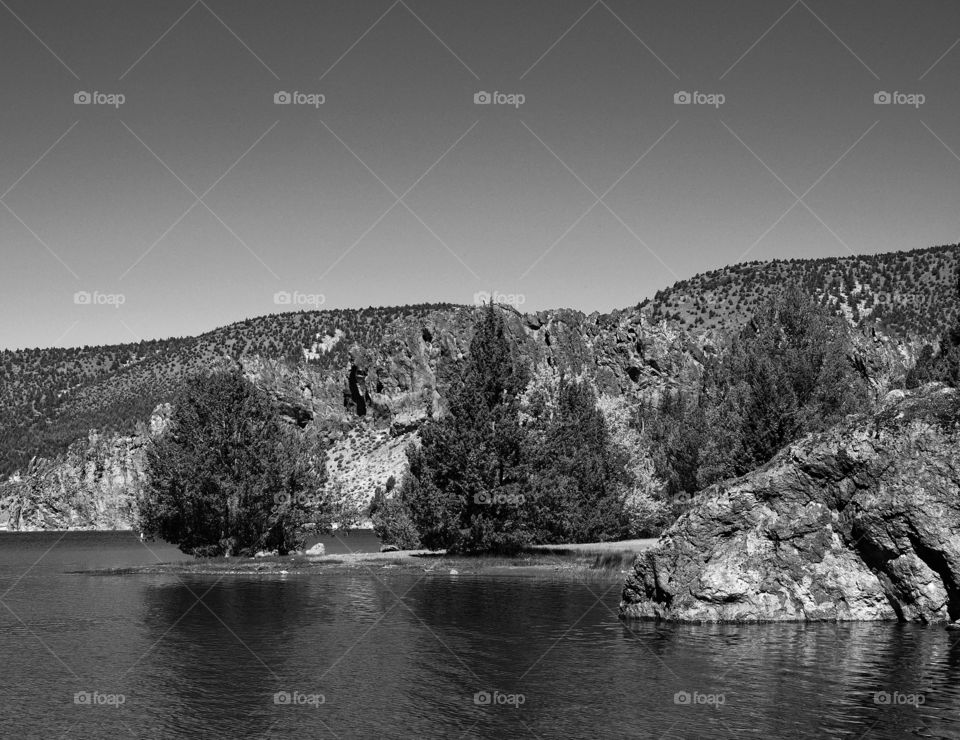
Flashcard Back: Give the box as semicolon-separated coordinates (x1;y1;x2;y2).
2;0;960;349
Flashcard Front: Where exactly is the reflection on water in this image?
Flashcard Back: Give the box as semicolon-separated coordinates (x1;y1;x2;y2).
0;532;958;738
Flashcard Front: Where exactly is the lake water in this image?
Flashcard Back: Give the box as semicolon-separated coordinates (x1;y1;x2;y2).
0;532;958;738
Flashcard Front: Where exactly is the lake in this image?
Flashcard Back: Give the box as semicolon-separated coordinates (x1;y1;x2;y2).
0;531;957;738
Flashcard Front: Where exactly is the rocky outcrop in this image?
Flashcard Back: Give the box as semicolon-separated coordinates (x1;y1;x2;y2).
1;433;144;531
0;405;170;531
620;384;960;623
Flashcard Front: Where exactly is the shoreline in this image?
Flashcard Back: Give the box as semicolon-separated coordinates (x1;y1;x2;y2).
77;539;658;579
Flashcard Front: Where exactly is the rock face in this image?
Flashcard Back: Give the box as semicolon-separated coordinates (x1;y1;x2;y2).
0;405;170;531
0;432;145;531
243;305;720;515
620;384;960;623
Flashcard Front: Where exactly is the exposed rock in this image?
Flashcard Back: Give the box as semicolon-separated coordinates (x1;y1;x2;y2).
620;384;960;623
305;542;326;556
1;432;145;531
380;544;399;553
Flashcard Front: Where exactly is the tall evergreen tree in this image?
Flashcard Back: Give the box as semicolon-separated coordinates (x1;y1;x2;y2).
526;378;630;543
401;303;531;553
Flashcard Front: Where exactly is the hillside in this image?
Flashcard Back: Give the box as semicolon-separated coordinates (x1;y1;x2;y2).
0;305;457;475
1;303;711;528
642;243;960;336
3;243;956;490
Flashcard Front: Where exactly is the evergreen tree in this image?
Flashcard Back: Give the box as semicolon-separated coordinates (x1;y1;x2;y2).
525;378;630;543
400;303;531;553
138;369;326;557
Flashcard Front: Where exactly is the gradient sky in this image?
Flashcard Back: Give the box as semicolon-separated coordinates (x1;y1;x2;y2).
2;0;960;349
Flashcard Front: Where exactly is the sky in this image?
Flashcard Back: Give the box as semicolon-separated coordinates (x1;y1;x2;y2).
2;0;960;350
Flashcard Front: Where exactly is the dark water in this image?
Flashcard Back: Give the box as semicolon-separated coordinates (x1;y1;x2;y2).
0;533;958;738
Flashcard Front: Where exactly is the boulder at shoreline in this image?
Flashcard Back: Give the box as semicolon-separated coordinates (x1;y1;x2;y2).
621;384;960;623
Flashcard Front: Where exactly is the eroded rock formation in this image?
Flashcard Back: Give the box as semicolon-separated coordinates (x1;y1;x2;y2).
620;384;960;623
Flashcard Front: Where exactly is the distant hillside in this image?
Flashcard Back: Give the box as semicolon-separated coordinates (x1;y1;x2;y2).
642;244;960;337
4;243;956;480
0;305;457;476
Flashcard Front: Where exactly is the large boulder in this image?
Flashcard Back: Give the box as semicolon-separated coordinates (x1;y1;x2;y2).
620;384;960;623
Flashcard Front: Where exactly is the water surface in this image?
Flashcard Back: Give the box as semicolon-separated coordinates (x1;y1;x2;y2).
0;532;957;738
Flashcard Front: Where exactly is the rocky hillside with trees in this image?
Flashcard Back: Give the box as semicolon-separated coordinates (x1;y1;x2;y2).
621;383;960;623
3;244;958;534
643;243;960;337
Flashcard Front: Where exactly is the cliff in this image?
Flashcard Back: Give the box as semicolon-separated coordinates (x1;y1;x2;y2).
0;406;169;531
620;384;960;623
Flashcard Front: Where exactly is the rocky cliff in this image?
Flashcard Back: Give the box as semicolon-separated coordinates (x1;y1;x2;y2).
227;305;717;516
0;405;169;531
620;384;960;623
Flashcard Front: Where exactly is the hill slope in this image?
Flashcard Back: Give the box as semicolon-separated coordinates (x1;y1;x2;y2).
3;243;956;485
642;243;960;336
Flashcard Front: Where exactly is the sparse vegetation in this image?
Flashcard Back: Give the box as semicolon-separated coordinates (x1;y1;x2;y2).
642;244;960;337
